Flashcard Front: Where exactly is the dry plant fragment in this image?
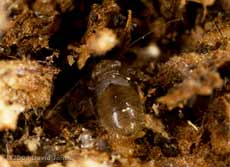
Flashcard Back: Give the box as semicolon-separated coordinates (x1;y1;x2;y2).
24;137;40;153
180;0;215;7
68;1;120;69
77;28;118;69
134;43;161;59
46;163;64;167
154;53;206;89
204;95;230;154
187;0;215;20
1;10;59;51
156;50;230;110
154;155;208;167
157;67;222;109
219;0;230;12
175;122;200;155
65;150;112;167
0;155;11;167
0;1;11;34
188;0;215;6
200;23;230;49
0;101;24;130
144;114;169;139
210;49;230;67
0;60;58;130
87;28;118;55
181;19;230;52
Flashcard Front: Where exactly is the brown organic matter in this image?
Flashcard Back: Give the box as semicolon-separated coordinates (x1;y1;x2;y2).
1;0;230;167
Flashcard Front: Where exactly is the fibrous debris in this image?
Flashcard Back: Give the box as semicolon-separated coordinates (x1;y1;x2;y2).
1;0;230;167
156;49;230;109
0;60;58;130
64;150;111;167
72;28;119;69
204;95;230;154
154;53;206;89
181;19;230;52
157;66;223;109
1;9;59;52
68;1;120;69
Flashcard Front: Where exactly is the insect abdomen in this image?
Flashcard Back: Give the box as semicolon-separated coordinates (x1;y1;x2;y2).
92;60;144;136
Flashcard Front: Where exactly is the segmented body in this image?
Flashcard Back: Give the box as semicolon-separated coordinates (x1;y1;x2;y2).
92;60;144;136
